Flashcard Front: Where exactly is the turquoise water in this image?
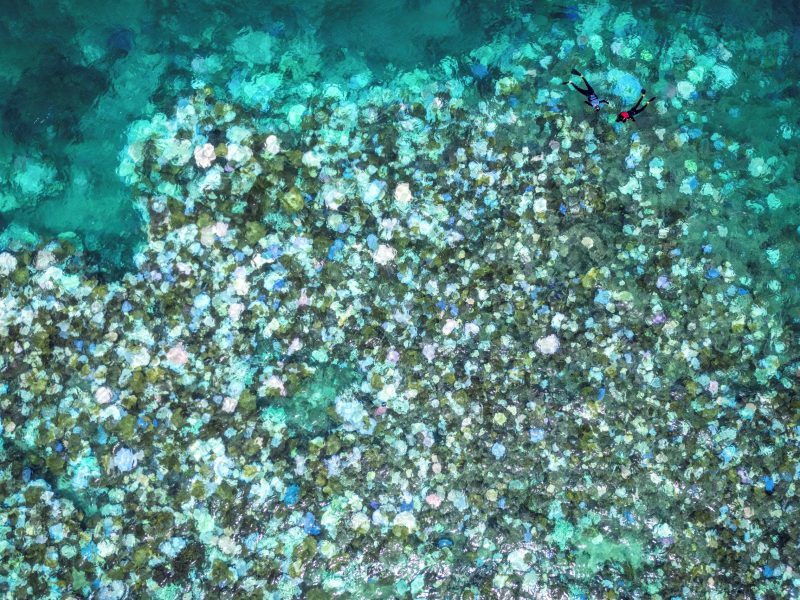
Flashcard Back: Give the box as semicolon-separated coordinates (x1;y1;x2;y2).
1;0;799;598
0;0;513;274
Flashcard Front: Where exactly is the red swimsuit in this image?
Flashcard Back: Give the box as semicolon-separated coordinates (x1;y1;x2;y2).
620;111;631;121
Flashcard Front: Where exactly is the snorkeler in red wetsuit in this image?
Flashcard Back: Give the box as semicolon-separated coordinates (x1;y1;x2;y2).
562;68;609;111
616;89;656;123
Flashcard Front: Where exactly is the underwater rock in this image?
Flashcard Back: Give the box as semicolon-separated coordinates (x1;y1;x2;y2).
106;26;135;56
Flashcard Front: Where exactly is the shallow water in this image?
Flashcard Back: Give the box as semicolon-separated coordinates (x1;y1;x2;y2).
1;0;799;598
0;0;516;274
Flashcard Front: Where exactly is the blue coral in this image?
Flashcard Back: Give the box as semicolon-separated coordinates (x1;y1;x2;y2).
613;73;643;105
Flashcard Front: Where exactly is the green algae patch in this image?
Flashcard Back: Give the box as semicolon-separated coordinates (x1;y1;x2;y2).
550;519;575;550
266;364;361;434
549;518;645;578
575;531;645;577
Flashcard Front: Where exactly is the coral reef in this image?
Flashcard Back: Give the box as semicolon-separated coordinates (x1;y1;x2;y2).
1;1;799;598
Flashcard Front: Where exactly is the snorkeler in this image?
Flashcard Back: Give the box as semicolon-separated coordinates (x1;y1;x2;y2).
616;89;656;123
562;68;609;111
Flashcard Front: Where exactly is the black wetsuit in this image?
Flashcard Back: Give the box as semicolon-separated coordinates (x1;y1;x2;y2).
616;90;656;123
563;69;609;111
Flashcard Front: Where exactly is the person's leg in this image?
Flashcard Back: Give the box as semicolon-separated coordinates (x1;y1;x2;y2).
562;81;590;96
579;75;595;96
633;97;656;116
572;82;591;96
569;69;595;95
630;90;646;112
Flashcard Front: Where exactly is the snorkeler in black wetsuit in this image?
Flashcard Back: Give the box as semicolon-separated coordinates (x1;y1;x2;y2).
616;89;656;123
562;68;609;111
